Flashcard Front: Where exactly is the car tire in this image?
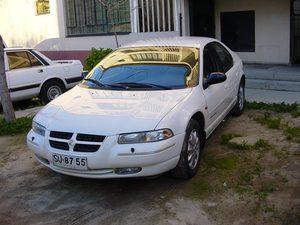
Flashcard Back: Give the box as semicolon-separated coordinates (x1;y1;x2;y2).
230;80;245;117
171;119;204;179
40;80;65;104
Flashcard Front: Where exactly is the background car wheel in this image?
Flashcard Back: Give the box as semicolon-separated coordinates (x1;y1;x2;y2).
40;80;65;104
172;119;204;179
230;80;245;116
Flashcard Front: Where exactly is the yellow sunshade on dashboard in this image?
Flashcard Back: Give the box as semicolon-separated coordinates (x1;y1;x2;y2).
98;46;200;87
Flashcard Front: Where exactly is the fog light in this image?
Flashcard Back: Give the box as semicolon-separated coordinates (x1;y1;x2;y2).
115;167;142;175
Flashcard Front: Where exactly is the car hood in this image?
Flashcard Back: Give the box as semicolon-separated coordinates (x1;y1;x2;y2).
35;86;192;135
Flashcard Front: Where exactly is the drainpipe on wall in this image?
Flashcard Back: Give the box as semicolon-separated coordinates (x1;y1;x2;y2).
179;13;183;36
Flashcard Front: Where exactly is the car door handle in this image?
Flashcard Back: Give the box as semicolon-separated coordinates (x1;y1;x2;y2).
224;83;228;89
38;69;43;73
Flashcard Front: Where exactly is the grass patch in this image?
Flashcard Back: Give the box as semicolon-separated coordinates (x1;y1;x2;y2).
254;139;272;150
221;134;271;151
191;180;213;193
245;101;300;117
0;117;32;136
254;112;281;129
220;133;241;145
228;141;252;150
284;126;300;143
205;154;239;171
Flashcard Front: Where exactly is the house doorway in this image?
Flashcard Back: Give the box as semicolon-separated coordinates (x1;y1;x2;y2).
292;0;300;63
189;0;215;37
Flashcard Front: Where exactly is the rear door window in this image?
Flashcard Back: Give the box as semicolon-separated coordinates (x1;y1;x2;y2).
7;51;43;70
7;52;31;70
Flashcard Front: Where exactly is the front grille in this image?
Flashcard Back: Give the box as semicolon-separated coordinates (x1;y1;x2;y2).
74;144;100;152
50;131;73;140
76;134;105;142
49;140;69;151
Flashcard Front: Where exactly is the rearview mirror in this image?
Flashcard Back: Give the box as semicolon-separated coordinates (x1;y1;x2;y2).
203;72;227;89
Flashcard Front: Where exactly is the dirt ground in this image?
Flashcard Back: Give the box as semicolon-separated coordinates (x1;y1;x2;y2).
0;110;299;225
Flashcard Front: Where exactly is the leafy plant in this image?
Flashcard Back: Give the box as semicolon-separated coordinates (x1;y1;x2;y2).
84;48;113;71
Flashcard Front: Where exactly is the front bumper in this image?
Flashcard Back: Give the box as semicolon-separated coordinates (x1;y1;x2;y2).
27;130;185;178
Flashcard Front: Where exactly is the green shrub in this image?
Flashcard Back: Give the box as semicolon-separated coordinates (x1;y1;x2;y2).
84;48;113;71
0;117;33;136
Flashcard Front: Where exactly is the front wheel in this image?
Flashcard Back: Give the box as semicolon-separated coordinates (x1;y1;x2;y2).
172;119;204;179
231;81;245;116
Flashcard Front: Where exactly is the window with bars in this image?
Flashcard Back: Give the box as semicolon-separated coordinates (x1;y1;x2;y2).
137;0;175;32
64;0;131;36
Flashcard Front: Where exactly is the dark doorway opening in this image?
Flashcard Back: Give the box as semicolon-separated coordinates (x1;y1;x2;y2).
292;0;300;63
189;0;215;37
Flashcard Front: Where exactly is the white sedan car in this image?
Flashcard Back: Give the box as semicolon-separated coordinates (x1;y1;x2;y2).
27;37;245;179
3;48;83;103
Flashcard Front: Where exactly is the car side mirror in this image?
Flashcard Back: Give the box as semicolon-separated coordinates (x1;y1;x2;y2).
203;72;227;89
81;70;89;78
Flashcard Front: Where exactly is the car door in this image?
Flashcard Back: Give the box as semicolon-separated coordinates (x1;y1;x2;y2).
210;42;237;105
6;50;45;101
202;43;229;133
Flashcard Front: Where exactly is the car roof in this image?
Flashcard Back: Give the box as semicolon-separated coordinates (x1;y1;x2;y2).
4;47;33;51
121;37;217;49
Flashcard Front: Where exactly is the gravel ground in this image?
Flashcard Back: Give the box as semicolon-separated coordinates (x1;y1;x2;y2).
0;110;299;225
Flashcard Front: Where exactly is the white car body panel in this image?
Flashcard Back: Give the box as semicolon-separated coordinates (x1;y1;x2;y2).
27;37;244;179
2;48;83;102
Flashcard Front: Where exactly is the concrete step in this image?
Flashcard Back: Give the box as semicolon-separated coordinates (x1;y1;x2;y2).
244;64;300;92
245;79;300;92
245;88;300;104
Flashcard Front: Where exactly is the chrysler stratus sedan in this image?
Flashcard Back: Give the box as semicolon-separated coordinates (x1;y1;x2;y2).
27;37;245;179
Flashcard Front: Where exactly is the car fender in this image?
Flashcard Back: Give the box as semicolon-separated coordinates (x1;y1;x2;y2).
155;86;208;136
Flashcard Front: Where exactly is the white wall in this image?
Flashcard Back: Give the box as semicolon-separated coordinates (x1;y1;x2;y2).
0;0;60;48
0;0;180;51
215;0;291;64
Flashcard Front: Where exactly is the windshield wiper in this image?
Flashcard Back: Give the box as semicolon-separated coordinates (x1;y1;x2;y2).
112;82;171;90
84;78;126;89
84;78;106;88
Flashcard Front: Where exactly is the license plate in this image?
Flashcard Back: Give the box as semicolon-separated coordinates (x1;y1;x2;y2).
52;154;88;170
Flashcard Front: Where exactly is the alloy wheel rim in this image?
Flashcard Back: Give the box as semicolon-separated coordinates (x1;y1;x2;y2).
47;86;62;100
187;129;201;170
238;86;244;110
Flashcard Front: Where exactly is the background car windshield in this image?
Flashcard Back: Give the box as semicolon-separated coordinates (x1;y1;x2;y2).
84;64;190;89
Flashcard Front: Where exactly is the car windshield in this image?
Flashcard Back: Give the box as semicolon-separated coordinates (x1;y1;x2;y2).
81;46;199;90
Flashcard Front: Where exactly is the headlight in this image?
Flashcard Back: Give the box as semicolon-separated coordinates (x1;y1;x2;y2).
118;129;173;144
32;121;46;136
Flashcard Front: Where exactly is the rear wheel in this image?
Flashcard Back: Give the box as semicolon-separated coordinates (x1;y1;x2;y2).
40;80;65;104
172;119;204;179
231;81;245;116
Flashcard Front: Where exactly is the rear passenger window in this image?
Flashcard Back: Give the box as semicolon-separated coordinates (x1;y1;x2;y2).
7;52;31;70
7;51;43;70
210;43;233;73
